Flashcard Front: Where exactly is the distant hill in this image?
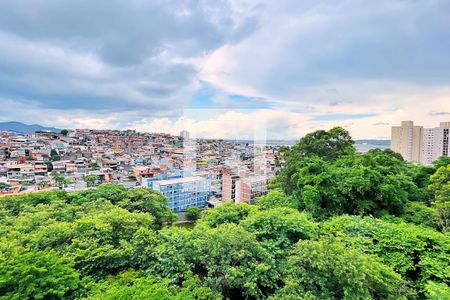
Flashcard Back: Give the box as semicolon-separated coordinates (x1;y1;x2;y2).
0;121;61;134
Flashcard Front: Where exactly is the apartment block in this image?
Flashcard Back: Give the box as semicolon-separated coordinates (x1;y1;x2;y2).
152;176;211;212
222;173;269;203
238;176;269;203
391;121;450;165
391;121;423;163
420;122;450;165
222;173;240;202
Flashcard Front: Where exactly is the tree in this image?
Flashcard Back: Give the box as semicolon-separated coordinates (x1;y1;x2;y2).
0;182;11;192
273;239;406;299
84;174;99;187
185;207;201;221
58;207;154;278
400;201;439;229
278;127;355;194
72;183;127;205
51;171;71;189
50;149;61;161
0;250;79;299
42;160;53;174
240;207;317;256
432;156;450;171
60;129;69;136
90;162;100;170
200;202;258;227
85;270;219;300
292;150;420;218
36;179;51;190
429;165;450;232
409;165;435;203
117;188;177;229
1;172;449;299
424;281;450;300
434;201;450;233
292;126;355;161
187;223;277;298
131;227;194;284
321;215;450;293
255;190;298;210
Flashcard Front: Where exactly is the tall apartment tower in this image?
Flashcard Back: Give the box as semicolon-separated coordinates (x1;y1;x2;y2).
180;130;190;140
421;122;450;165
391;121;423;163
391;121;450;165
442;122;450;157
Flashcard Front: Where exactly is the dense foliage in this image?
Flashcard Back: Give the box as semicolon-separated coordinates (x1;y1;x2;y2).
1;127;450;299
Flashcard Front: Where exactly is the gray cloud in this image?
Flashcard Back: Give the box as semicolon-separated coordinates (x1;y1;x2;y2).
0;0;259;119
0;0;449;136
211;0;450;103
0;0;257;66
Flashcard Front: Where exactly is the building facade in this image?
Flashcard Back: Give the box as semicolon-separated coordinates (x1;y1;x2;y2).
222;173;240;202
237;176;269;203
391;121;450;165
152;176;211;212
391;121;423;163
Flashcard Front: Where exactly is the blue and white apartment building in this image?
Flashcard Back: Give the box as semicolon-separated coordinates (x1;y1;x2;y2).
144;175;211;212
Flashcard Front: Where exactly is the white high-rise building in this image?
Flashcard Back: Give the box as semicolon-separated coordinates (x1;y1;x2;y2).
421;127;442;165
391;121;423;163
180;130;190;140
391;121;450;165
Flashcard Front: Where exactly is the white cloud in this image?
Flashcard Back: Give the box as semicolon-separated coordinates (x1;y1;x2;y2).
1;0;449;140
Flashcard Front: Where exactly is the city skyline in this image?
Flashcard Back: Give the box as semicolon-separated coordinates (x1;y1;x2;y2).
1;1;450;139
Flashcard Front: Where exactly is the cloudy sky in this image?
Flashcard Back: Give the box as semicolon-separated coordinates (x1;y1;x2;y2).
1;0;449;139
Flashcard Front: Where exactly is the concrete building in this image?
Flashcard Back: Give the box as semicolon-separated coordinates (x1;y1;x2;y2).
222;173;240;202
391;121;450;165
152;176;211;212
180;130;190;140
222;173;269;203
420;122;450;165
391;121;423;163
238;176;269;203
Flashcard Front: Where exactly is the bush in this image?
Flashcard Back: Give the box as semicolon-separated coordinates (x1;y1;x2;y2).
185;207;201;221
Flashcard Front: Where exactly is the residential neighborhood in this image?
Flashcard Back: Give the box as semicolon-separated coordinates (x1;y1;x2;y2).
0;129;276;210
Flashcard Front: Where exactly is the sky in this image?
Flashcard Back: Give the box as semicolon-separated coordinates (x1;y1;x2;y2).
0;0;450;140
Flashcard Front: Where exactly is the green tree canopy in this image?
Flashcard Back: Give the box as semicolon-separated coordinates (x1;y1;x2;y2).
0;182;11;192
278;127;355;194
1;146;449;300
292;149;420;218
321;215;450;292
185;207;201;221
255;190;298;210
186;223;277;298
273;239;406;299
240;207;317;256
116;188;177;228
0;250;79;299
84;174;99;187
85;270;219;300
429;164;450;232
50;149;61;161
200;202;258;227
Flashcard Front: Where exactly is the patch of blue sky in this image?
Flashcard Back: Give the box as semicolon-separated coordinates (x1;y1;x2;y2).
312;113;377;121
189;81;272;109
